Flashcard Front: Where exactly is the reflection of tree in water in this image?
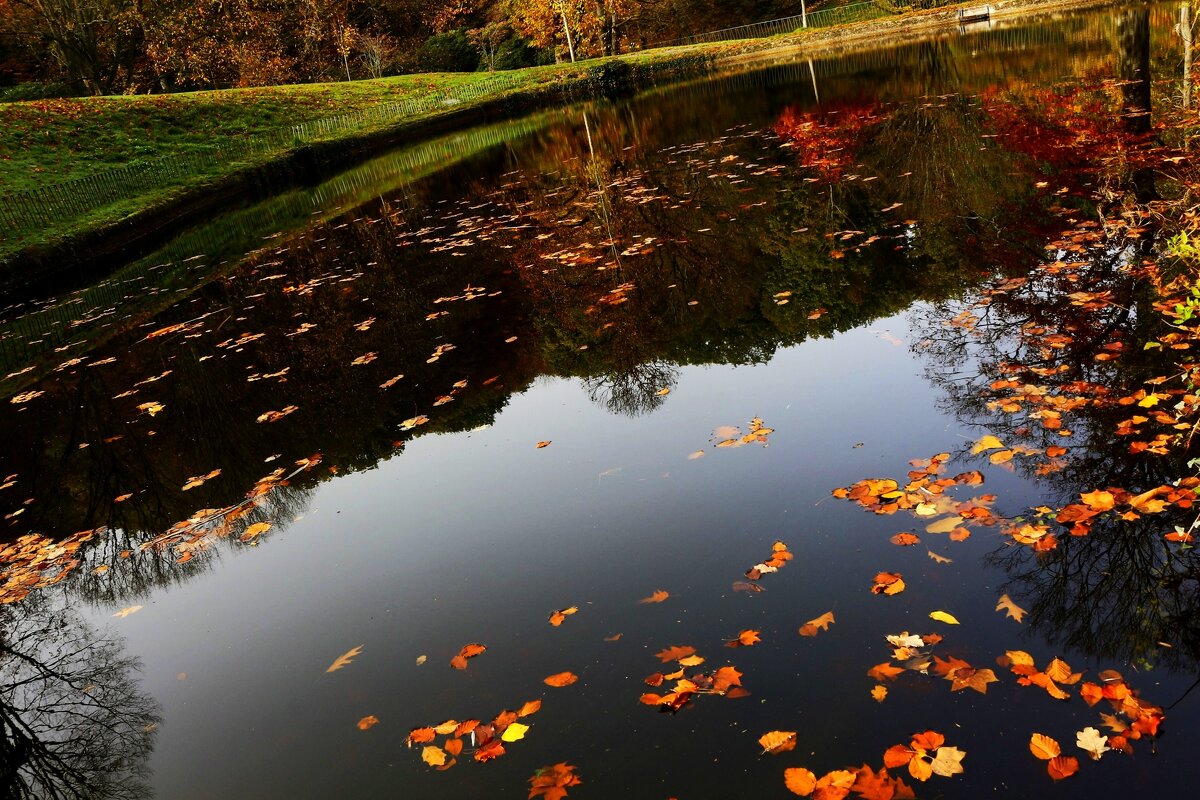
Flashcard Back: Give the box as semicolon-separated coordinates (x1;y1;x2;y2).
582;360;678;417
0;594;159;799
909;8;1200;674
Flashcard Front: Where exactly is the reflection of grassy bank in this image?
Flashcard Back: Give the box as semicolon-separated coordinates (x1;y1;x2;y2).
0;0;1118;279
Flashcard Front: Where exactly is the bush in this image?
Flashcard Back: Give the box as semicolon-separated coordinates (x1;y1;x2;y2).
493;37;539;71
417;30;480;73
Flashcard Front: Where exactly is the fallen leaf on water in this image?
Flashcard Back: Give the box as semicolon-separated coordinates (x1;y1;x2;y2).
971;434;1004;454
655;388;671;396
783;767;817;796
518;699;542;717
928;550;953;564
181;469;221;491
656;645;697;663
1077;727;1110;760
688;450;705;460
239;522;271;542
548;606;578;626
1048;756;1080;780
326;645;364;673
535;441;552;448
137;401;165;416
996;594;1026;622
529;763;582;800
799;611;835;637
639;589;669;604
112;605;143;618
871;685;888;702
543;671;578;687
1029;733;1061;760
732;581;765;593
726;629;761;647
891;532;920;546
357;715;379;731
604;633;622;641
450;643;486;670
501;722;529;742
758;730;797;755
416;655;427;665
421;745;447;767
929;610;960;625
868;662;905;682
871;572;906;595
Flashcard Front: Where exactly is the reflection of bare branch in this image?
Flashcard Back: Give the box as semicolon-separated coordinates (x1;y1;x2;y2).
0;593;159;799
583;360;678;417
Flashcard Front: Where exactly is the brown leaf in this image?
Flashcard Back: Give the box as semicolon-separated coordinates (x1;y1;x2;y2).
450;643;486;669
871;572;906;595
784;767;817;796
356;715;379;731
656;645;697;663
1047;756;1079;780
890;532;921;546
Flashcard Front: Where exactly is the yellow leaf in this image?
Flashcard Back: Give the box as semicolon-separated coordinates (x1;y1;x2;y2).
929;610;960;625
421;745;447;767
971;435;1004;454
655;388;671;396
678;654;705;667
500;722;529;742
871;685;888;703
688;450;705;460
239;521;271;542
326;645;364;673
989;449;1014;464
112;605;143;618
926;516;962;534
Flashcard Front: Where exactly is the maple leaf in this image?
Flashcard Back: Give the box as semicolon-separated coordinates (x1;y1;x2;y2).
1076;727;1109;760
1080;489;1115;511
930;746;966;777
543;671;578;687
356;715;379;731
656;645;697;663
868;662;904;682
726;629;762;647
712;666;743;693
326;645;363;673
758;730;797;755
639;589;669;604
529;763;582;800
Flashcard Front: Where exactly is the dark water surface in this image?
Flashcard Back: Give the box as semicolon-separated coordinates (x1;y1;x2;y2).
2;5;1198;798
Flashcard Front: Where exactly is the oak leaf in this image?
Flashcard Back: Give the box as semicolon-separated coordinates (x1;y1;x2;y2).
326;645;364;673
799;611;836;637
871;685;888;703
995;594;1026;622
1076;727;1109;760
726;629;762;647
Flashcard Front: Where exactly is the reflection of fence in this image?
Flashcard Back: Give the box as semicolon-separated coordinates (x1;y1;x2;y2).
0;70;532;240
650;2;896;49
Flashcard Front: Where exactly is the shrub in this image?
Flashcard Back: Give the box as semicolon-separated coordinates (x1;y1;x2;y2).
417;30;480;73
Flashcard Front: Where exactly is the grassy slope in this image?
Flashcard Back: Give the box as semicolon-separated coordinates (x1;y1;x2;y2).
0;0;1110;263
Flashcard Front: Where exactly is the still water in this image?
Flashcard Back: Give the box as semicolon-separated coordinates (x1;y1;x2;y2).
1;4;1197;797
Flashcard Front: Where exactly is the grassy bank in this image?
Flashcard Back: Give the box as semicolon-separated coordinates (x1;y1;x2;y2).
0;0;1117;276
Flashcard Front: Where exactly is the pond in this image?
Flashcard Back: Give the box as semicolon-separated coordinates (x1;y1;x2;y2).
2;4;1199;798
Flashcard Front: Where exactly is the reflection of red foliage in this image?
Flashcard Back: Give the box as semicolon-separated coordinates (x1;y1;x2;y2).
773;104;892;182
980;83;1148;171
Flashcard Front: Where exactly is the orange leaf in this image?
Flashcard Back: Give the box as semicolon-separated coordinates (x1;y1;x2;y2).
639;589;670;604
1029;733;1061;760
890;532;921;546
784;767;817;796
543;671;578;687
326;645;363;673
444;738;463;757
868;662;904;682
450;643;486;669
407;727;435;744
799;611;836;637
1080;490;1115;512
518;699;542;717
871;572;906;595
535;441;552;448
1047;756;1079;780
474;740;505;762
356;715;379;731
883;745;914;768
758;730;797;754
656;645;697;663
